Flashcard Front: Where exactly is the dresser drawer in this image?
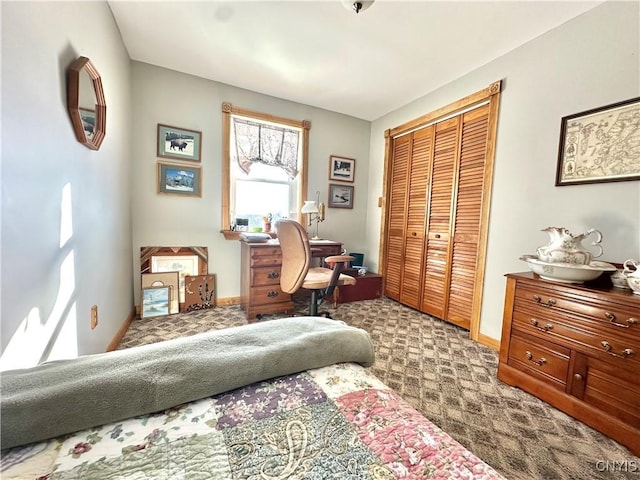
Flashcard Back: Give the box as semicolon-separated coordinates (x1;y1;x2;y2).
251;285;289;305
508;333;570;390
512;305;640;366
251;267;282;286
515;284;640;332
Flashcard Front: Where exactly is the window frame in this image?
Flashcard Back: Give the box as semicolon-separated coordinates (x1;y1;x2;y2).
221;102;310;239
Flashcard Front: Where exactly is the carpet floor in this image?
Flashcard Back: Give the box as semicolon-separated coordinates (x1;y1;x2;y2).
118;296;639;480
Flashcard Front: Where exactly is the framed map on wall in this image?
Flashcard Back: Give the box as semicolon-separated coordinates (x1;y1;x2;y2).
555;96;640;186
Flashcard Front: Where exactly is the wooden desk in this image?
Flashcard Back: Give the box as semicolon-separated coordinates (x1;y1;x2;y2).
240;239;342;321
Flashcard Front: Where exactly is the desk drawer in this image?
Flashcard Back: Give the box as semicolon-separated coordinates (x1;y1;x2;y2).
250;248;282;267
252;285;289;305
311;245;342;258
252;267;282;286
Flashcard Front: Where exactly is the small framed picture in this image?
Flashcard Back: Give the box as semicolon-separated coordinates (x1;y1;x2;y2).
329;155;355;183
151;254;200;304
79;108;96;141
157;124;202;162
328;183;354;209
157;162;202;197
141;286;170;318
184;274;216;312
141;272;180;314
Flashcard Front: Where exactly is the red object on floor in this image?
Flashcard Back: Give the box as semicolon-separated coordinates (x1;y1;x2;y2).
337;269;383;303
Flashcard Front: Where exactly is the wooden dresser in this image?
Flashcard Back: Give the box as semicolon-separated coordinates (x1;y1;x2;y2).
240;240;342;321
498;272;639;455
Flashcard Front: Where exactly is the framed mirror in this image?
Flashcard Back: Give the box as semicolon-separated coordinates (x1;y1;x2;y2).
67;56;106;150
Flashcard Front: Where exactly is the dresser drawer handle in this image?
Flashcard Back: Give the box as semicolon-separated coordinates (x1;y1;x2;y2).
532;295;556;307
530;318;553;332
605;313;639;328
525;351;547;366
267;272;280;279
606;312;636;328
266;291;279;298
600;341;634;359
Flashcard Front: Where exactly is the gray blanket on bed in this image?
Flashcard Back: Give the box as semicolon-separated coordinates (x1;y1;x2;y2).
1;316;375;449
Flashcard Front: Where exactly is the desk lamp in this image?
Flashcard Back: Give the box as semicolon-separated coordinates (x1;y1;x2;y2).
301;191;325;240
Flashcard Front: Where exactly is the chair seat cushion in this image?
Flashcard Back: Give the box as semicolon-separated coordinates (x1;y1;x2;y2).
302;268;356;290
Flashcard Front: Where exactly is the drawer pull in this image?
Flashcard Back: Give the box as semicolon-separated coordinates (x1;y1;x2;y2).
525;351;547;366
532;294;556;307
574;373;583;381
604;313;638;328
600;341;634;359
529;318;553;332
266;291;279;298
267;272;280;279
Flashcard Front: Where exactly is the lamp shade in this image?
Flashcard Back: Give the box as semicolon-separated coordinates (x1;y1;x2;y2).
301;200;319;214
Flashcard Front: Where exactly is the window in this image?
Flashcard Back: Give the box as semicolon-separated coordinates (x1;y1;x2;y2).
221;103;310;238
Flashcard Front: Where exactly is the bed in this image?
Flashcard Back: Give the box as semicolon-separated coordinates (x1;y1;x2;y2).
1;317;504;479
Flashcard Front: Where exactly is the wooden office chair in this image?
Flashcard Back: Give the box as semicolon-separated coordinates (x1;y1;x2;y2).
276;219;356;317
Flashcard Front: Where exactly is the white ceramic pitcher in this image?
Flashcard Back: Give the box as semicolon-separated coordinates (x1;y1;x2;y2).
536;227;603;265
623;259;640;295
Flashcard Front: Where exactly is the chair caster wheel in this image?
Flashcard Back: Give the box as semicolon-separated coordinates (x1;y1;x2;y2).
256;314;264;321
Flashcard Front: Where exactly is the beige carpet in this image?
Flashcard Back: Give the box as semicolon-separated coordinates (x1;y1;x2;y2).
118;297;639;480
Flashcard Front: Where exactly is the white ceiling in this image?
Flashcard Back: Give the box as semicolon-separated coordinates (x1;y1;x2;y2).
108;0;604;121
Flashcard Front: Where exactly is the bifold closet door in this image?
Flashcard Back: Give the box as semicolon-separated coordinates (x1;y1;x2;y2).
382;80;501;337
420;117;460;319
400;126;433;308
384;134;410;300
446;105;490;329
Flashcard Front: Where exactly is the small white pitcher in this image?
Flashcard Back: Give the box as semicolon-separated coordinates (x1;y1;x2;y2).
623;259;640;295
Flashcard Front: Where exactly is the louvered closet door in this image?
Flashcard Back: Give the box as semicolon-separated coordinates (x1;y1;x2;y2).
400;126;434;308
446;106;490;329
384;134;411;300
421;117;460;318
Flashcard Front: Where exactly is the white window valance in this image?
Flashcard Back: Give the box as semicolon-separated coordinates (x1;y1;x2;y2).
233;117;300;180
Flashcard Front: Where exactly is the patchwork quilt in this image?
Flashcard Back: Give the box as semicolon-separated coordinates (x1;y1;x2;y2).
1;363;504;479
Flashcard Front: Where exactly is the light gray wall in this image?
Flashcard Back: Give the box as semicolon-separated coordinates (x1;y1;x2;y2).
367;1;640;341
1;1;132;368
130;62;370;304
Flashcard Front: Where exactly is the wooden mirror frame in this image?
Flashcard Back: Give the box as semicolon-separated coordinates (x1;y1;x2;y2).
67;56;106;150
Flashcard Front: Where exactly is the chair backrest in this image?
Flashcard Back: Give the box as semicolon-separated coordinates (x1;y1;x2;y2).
276;219;311;294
